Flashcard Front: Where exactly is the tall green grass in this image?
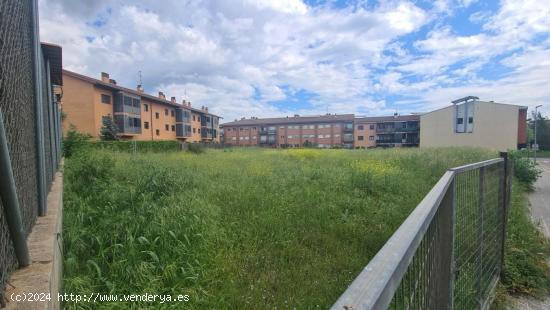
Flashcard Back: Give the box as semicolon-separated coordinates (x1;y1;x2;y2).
64;147;534;308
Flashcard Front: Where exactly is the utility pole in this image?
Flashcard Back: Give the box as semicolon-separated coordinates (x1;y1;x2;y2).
534;104;542;163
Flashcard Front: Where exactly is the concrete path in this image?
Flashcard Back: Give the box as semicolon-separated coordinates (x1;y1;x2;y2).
529;158;550;238
509;158;550;309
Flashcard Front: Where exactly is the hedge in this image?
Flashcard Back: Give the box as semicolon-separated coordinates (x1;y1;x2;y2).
89;140;182;152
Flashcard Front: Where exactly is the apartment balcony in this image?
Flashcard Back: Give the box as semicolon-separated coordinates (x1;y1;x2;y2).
343;124;354;133
176;124;192;138
114;114;141;135
376;127;394;133
201;132;213;139
343;134;354;142
175;108;191;123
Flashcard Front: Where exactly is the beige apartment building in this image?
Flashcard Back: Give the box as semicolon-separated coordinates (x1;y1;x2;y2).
420;98;527;151
62;70;220;142
221;114;355;148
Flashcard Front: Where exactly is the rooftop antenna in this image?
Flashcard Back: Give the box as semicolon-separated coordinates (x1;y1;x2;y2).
137;70;143;88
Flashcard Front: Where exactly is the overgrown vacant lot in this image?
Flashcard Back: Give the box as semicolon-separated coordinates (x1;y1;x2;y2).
64;148;498;308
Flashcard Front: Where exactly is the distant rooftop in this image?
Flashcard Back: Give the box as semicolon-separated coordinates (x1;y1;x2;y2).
355;114;420;123
221;114;354;126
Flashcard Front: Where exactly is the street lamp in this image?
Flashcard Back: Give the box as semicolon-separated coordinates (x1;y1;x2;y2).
534;104;542;163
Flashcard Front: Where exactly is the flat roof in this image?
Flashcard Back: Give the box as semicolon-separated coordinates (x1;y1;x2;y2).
221;114;355;127
421;100;528;117
62;69;220;117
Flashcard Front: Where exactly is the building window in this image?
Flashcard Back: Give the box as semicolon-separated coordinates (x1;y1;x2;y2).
358;136;364;141
156;129;160;136
253;127;257;130
402;122;407;129
358;125;364;130
164;109;168;116
171;125;175;132
369;136;374;141
193;115;196;121
468;117;473;124
457;118;464;125
193;128;196;133
240;128;243;131
155;112;159;119
101;94;111;104
198;128;201;133
144;104;149;112
370;124;375;130
144;121;149;129
165;124;169;131
226;128;231;132
171;110;175;117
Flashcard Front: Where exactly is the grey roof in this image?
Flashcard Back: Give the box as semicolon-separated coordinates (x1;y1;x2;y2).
355;114;420;123
41;43;63;86
220;114;355;127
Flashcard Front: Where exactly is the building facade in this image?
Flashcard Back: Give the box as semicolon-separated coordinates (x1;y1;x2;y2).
61;70;220;142
354;115;420;148
221;114;355;148
420;100;527;151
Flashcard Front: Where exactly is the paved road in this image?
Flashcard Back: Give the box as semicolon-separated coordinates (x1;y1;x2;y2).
529;158;550;238
509;158;550;309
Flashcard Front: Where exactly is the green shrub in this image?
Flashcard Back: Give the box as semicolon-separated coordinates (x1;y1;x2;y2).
500;183;550;297
509;151;541;188
187;143;205;154
63;125;91;157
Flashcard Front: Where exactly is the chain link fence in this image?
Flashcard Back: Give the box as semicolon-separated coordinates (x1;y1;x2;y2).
0;0;62;303
332;155;512;310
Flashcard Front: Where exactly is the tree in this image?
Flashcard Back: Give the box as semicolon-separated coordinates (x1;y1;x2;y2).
63;125;91;157
100;115;119;141
528;111;550;150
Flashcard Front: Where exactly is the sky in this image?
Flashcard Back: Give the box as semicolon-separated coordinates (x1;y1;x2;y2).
39;0;550;121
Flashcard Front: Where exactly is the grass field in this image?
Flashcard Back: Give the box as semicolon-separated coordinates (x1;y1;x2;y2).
62;147;548;309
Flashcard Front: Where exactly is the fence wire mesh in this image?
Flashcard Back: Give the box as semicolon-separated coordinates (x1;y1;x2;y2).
333;158;510;310
0;0;62;302
453;162;504;309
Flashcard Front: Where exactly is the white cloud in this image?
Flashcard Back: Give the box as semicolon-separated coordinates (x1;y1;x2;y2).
39;0;430;121
38;0;550;120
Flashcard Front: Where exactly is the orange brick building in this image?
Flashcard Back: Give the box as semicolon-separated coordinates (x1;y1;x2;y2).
61;70;220;142
221;114;355;148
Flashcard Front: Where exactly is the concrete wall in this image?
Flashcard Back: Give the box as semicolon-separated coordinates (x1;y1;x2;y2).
420;101;523;151
5;170;63;310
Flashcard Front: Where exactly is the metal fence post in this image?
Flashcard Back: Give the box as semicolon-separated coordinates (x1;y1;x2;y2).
31;0;47;216
436;177;456;309
499;152;509;271
477;166;485;307
0;111;31;267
